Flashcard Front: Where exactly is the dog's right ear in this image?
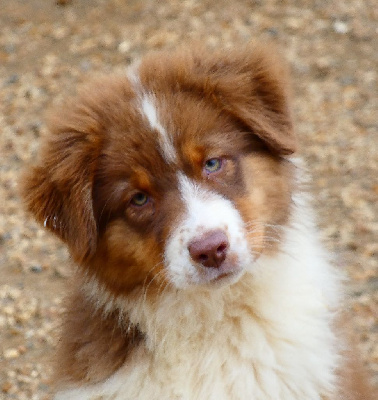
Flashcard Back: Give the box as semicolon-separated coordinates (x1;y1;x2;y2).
22;106;103;264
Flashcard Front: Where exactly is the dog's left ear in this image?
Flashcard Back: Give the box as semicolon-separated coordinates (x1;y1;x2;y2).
190;45;296;155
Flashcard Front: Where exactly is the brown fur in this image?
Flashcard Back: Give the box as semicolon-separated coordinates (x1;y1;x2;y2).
21;44;375;397
333;317;376;400
55;280;143;386
337;349;376;400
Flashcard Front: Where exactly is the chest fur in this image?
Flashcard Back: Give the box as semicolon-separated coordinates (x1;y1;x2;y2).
56;255;340;400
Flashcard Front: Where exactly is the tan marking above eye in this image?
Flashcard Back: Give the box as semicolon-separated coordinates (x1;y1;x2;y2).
182;142;204;167
130;167;152;191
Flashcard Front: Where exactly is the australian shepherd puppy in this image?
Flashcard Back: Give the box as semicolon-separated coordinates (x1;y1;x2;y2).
22;44;374;399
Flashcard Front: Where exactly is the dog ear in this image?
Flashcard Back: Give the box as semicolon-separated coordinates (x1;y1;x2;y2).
22;109;102;264
189;45;296;155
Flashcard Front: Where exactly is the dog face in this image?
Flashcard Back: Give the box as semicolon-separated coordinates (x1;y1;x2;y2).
23;45;296;295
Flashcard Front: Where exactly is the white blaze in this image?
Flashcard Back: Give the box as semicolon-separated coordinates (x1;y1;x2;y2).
127;65;177;164
164;173;252;288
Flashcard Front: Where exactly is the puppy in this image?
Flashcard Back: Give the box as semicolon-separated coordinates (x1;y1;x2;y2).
22;45;374;399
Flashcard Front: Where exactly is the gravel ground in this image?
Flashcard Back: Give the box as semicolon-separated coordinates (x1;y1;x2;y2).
0;1;377;399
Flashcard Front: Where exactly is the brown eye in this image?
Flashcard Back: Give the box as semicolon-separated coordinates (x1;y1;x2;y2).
130;192;149;207
204;158;222;174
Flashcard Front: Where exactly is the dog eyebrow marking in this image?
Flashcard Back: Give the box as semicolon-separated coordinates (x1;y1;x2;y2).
127;65;177;164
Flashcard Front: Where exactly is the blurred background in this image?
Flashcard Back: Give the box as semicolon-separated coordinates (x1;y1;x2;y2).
0;0;377;398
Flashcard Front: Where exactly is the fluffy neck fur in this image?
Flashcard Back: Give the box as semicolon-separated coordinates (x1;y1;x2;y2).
59;193;344;400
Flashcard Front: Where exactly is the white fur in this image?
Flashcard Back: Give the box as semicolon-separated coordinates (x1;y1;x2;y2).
127;66;177;164
165;173;253;288
125;62;141;87
140;95;177;164
55;186;343;400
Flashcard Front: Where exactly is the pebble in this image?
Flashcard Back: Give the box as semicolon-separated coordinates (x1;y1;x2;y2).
2;381;13;393
118;40;132;53
4;348;20;359
4;74;19;85
30;264;43;273
333;20;349;34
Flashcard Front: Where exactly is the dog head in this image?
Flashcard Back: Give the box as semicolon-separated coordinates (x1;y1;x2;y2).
23;45;296;295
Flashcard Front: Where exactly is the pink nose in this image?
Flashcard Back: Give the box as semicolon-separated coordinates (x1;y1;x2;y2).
188;230;229;268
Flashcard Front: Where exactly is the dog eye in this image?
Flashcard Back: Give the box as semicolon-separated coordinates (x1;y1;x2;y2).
130;192;149;207
204;158;222;174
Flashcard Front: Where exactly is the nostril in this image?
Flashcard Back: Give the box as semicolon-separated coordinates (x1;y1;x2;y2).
199;254;209;262
217;243;227;255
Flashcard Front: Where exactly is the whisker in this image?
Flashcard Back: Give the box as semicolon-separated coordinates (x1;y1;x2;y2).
141;261;164;288
141;264;165;307
244;221;283;234
149;278;173;346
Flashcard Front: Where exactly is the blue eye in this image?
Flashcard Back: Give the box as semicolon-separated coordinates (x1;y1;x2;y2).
204;158;222;174
131;192;149;206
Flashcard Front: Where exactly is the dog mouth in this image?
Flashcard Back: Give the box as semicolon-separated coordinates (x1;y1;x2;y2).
211;270;240;283
213;272;232;281
199;259;244;286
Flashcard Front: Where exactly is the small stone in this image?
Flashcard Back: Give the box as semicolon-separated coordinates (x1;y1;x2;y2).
52;26;69;40
364;244;378;257
30;264;43;273
5;75;19;85
264;27;278;37
80;60;92;71
3;348;20;359
2;382;13;393
101;34;116;48
4;43;16;54
339;76;355;86
118;41;131;54
286;17;303;30
18;345;27;354
30;121;42;136
333;20;349;34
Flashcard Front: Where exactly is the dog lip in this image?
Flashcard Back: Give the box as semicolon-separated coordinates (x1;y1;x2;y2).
205;268;245;287
207;262;243;283
212;271;236;282
198;253;243;283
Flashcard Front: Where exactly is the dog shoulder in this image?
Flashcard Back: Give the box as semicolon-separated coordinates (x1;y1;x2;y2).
54;279;143;388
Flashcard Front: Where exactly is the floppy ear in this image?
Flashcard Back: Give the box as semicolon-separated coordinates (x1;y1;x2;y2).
189;44;296;155
22;111;102;263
